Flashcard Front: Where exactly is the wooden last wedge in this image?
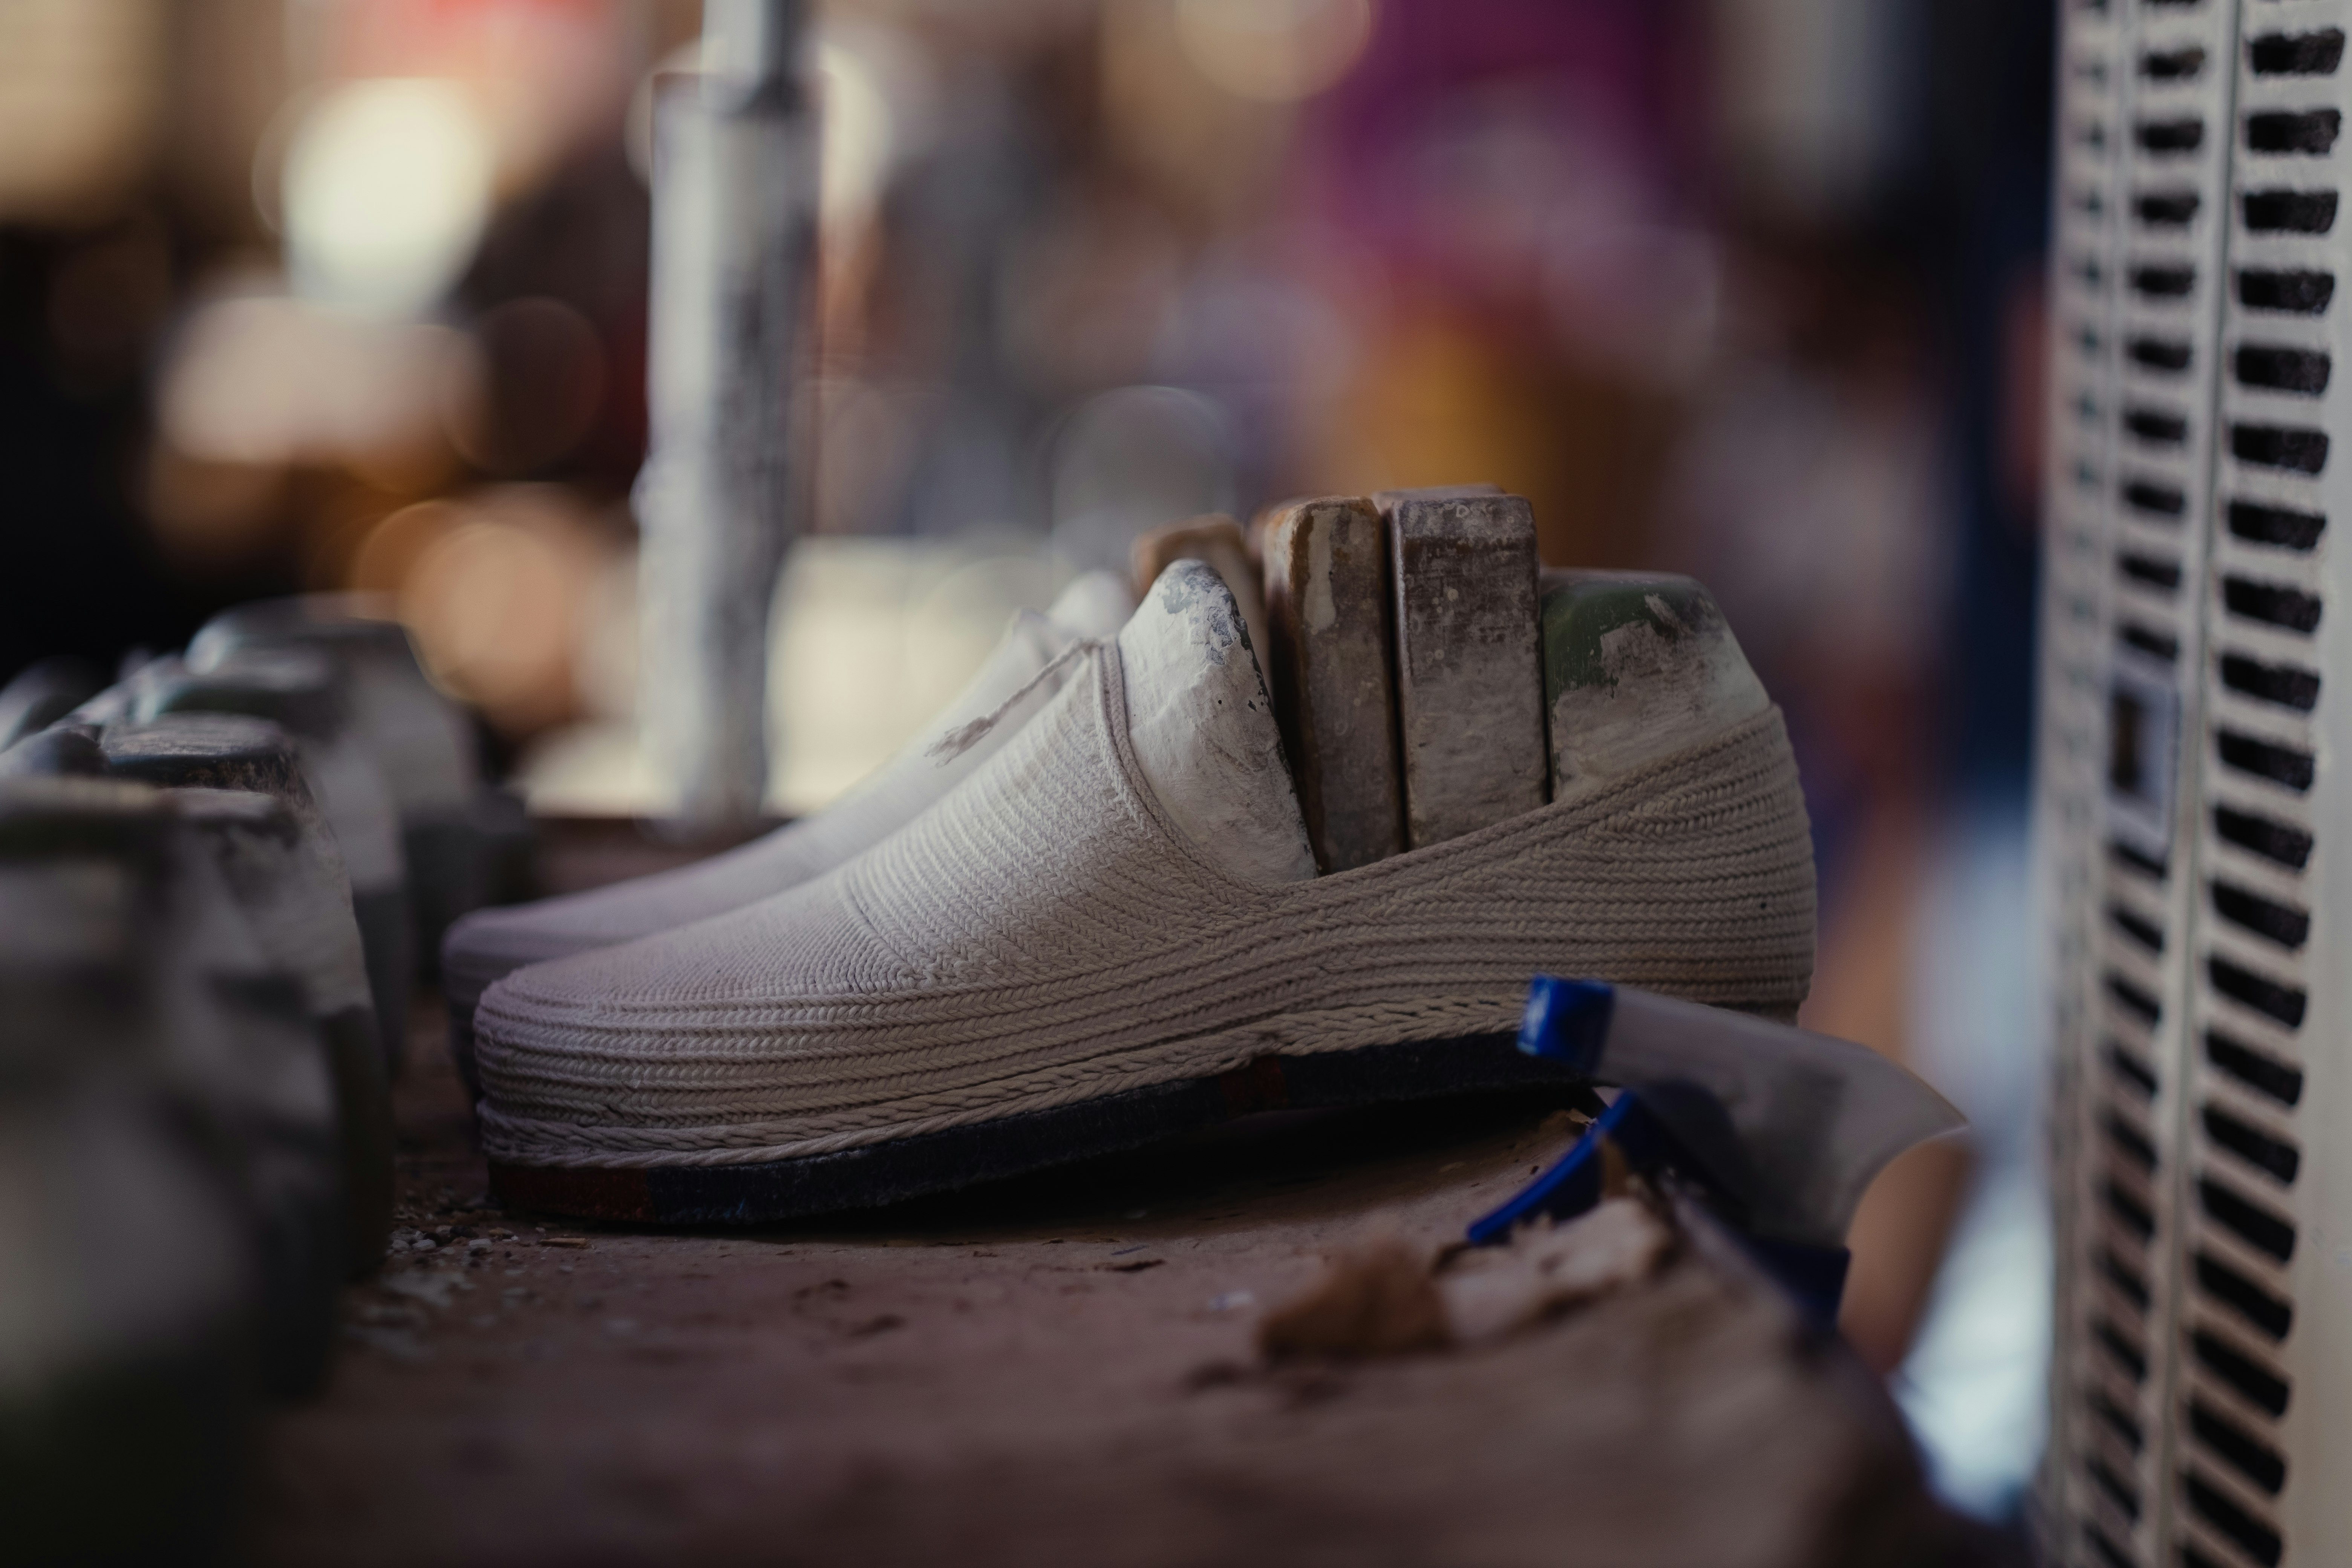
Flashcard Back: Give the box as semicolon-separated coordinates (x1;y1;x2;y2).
1380;489;1547;848
1260;496;1404;871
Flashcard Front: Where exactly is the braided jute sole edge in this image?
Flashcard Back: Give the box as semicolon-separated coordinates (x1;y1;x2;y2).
488;1030;1587;1225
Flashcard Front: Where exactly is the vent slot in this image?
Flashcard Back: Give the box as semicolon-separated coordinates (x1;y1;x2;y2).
2240;187;2337;232
2096;1312;2152;1382
2108;900;2168;951
2108;1037;2161;1099
2182;1469;2283;1568
2106;970;2164;1026
2211;879;2305;949
2110;836;2171;880
2121;622;2181;660
2100;1244;2154;1312
2126;477;2189;516
2213;803;2312;869
2207;954;2308;1028
2144;45;2208;81
2139;118;2208;155
2126;406;2191;444
2090;1385;2147;1451
2209;880;2309;949
2103;1105;2162;1172
2246;107;2344;154
2136;262;2200;299
2119;551;2185;590
2237;268;2335;312
2189;1400;2288;1495
2199;1176;2297;1263
2085;1522;2138;1568
2203;1104;2300;1183
2228;422;2331;472
2226;498;2326;550
2214;729;2314;792
2205;1029;2304;1107
2218;651;2321;710
2194;1248;2295;1340
2089;1451;2144;1518
2191;1328;2292;1417
2232;343;2333;394
2130;335;2194;372
2221;576;2323;632
2104;1178;2158;1243
2139;188;2203;226
2249;27;2346;77
2180;1541;2228;1568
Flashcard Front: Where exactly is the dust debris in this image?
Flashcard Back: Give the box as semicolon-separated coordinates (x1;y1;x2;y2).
1255;1197;1673;1362
1257;1237;1448;1361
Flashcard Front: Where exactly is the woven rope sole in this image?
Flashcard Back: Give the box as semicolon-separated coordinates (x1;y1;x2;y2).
490;1030;1583;1223
475;643;1814;1180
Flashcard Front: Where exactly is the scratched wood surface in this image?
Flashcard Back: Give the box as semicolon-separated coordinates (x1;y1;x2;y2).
1381;491;1547;848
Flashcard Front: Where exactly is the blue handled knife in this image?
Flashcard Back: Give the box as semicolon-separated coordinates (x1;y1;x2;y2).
1468;977;1966;1315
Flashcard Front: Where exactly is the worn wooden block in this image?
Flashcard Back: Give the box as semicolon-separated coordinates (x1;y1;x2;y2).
1381;490;1546;847
1539;571;1769;796
1131;514;1268;662
1370;481;1502;512
1260;496;1404;871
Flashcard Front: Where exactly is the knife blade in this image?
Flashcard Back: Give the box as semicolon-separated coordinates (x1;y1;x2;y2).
1516;976;1965;1248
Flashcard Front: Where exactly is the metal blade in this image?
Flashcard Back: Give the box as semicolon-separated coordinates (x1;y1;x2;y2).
1520;978;1965;1247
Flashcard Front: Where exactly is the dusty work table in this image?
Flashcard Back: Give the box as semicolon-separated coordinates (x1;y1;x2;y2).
246;829;2003;1567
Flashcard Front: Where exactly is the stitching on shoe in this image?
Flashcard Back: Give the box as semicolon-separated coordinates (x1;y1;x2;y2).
475;708;1812;1031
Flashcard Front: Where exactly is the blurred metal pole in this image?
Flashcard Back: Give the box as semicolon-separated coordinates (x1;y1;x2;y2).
635;0;817;825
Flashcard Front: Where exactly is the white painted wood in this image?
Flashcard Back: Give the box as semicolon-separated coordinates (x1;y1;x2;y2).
1131;515;1269;666
1121;560;1314;886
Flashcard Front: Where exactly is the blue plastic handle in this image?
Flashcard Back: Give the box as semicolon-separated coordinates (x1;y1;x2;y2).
1516;974;1615;1073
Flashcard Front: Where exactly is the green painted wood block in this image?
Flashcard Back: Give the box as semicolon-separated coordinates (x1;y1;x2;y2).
1539;571;1770;796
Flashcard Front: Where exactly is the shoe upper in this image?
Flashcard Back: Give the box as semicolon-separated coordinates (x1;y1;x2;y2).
441;606;1095;1018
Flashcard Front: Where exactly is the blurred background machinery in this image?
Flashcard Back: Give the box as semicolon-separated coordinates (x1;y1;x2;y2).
0;0;2056;1533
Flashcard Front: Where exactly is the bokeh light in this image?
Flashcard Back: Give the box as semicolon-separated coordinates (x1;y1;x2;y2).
1173;0;1376;103
281;78;495;315
392;487;607;734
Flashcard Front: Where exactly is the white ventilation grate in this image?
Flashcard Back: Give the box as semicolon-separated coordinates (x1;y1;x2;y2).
2044;3;2352;1565
2172;7;2346;1566
2038;0;2138;1546
2041;0;2243;1562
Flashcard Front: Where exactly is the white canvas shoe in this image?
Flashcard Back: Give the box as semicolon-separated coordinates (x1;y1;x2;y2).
473;562;1815;1223
440;571;1138;1086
